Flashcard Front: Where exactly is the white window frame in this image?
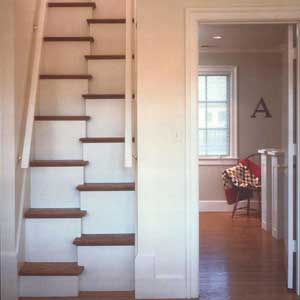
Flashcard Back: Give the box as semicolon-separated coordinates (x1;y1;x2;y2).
198;65;238;165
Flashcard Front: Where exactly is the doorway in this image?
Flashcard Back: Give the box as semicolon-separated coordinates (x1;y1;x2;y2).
185;8;300;299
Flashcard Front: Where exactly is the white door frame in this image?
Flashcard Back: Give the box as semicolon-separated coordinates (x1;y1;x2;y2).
185;6;300;297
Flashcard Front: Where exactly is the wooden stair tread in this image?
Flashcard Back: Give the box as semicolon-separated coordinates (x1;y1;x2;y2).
30;160;89;167
18;297;78;300
82;94;125;99
19;262;84;276
35;116;90;121
19;291;134;300
87;18;126;24
25;208;87;219
48;2;96;8
74;234;135;246
44;36;94;42
79;291;135;299
40;74;92;80
80;137;125;143
77;183;135;191
85;55;125;60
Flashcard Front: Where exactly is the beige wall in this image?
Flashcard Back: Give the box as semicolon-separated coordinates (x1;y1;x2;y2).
199;51;284;202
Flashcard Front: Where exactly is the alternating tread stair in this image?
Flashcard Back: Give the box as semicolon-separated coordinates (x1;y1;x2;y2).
21;0;136;298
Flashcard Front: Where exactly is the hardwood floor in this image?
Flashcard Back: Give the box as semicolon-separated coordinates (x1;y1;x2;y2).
200;212;299;300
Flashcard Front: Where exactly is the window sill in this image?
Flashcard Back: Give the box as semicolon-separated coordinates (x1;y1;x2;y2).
198;157;239;166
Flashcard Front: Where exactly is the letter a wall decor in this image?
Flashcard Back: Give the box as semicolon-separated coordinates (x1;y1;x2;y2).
251;98;272;118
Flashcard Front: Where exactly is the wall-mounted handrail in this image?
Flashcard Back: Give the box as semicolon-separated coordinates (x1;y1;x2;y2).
124;0;133;168
21;0;48;168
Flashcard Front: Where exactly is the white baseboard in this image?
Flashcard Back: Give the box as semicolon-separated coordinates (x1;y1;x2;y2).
199;200;233;212
135;254;194;299
199;200;260;212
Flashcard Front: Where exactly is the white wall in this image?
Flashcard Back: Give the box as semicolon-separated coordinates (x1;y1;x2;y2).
136;1;299;298
0;0;18;299
198;52;284;208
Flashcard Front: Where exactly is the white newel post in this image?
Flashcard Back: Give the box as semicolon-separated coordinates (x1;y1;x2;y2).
258;149;272;232
268;150;284;240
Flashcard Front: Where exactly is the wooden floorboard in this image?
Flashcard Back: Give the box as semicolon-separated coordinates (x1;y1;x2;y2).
199;212;298;300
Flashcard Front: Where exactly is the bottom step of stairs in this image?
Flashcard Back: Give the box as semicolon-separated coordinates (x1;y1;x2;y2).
19;263;84;298
19;291;135;300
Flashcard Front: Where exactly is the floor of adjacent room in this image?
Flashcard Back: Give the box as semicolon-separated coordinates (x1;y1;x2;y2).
199;212;299;300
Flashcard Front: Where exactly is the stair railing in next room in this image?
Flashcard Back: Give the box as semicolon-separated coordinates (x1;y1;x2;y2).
21;0;48;168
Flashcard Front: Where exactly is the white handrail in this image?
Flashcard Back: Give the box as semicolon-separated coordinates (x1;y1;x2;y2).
21;0;48;168
124;0;133;168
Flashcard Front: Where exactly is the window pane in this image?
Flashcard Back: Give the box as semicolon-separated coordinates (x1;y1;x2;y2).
199;102;206;128
206;129;229;156
199;129;206;155
207;76;227;102
207;102;228;129
198;76;206;101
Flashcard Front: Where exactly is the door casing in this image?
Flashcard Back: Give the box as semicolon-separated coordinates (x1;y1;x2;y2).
185;6;300;297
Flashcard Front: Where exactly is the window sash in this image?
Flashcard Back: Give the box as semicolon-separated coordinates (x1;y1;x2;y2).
198;73;231;157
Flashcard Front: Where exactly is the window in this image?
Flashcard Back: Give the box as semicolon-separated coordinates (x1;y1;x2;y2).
198;66;237;163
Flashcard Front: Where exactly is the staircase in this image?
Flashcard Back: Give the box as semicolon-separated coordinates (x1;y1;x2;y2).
18;1;136;299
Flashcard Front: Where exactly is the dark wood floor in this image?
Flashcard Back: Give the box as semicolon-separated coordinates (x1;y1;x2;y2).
200;212;300;300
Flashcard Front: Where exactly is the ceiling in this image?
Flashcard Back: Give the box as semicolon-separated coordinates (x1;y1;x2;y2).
199;24;288;52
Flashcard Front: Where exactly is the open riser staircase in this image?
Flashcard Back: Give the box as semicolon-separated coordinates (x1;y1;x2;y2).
19;1;136;299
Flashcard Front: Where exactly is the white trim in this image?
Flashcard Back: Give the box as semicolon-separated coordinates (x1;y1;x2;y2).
185;9;200;299
296;23;300;295
198;65;238;159
185;6;300;297
198;158;238;166
288;24;295;290
0;0;18;299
